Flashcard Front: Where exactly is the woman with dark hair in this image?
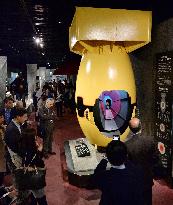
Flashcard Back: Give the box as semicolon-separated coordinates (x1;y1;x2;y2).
105;99;111;109
19;128;48;205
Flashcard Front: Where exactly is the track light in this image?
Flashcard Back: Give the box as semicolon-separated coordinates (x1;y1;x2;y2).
35;38;41;44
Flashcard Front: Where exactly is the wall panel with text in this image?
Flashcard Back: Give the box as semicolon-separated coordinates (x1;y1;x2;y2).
154;51;173;185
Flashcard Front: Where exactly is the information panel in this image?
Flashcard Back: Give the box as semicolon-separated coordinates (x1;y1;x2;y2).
154;52;173;182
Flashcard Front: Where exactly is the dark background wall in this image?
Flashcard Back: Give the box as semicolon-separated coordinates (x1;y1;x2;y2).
129;18;173;137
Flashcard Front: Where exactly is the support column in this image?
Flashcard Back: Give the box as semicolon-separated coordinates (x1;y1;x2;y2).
45;69;50;82
39;67;46;88
27;64;37;100
45;69;55;82
0;56;7;106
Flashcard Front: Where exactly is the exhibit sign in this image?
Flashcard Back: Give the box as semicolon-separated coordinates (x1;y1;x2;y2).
154;51;173;185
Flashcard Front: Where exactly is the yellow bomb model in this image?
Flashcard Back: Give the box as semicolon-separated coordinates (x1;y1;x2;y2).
69;7;152;147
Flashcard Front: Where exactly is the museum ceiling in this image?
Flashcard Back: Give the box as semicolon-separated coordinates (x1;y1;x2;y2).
0;0;172;69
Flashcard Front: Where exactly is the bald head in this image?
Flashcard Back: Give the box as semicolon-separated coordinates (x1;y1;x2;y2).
129;117;141;134
129;117;140;128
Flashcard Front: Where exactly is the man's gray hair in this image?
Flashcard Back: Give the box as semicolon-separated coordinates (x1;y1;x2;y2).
46;98;54;103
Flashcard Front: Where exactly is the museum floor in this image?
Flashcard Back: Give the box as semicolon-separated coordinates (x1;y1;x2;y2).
43;112;173;205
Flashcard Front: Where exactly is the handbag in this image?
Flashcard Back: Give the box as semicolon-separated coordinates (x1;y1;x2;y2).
14;153;46;190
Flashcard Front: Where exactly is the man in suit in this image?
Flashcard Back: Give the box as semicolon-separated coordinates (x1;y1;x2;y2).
11;73;28;107
125;117;161;205
92;140;144;205
4;108;30;205
0;97;14;125
4;108;28;170
38;98;56;159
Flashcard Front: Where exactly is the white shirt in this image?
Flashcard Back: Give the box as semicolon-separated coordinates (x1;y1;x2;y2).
111;164;126;169
12;119;21;133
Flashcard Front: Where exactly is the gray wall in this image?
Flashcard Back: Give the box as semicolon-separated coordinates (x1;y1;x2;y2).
129;18;173;137
0;57;7;106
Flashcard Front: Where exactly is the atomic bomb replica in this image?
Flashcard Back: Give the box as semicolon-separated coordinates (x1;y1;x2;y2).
69;8;152;147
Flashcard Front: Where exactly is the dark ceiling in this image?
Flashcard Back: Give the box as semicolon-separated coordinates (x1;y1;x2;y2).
0;0;172;70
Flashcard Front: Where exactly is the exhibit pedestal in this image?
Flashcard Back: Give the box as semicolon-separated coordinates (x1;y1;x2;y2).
64;138;103;188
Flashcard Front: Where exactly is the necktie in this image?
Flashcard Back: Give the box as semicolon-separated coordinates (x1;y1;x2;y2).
5;109;11;124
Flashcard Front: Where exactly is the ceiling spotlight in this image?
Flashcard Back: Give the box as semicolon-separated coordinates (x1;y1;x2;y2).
42;53;45;56
35;38;41;44
58;21;62;24
33;36;36;39
40;43;44;48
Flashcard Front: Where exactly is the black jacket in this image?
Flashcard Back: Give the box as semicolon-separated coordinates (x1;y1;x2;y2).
20;150;45;168
125;133;161;189
4;121;21;154
38;106;56;130
91;159;144;205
